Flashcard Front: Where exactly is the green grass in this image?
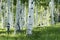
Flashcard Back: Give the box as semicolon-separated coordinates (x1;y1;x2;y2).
0;23;60;40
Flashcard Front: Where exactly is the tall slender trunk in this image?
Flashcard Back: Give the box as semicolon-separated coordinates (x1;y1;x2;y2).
12;0;14;27
49;0;55;25
24;2;27;27
20;4;25;29
43;8;47;26
0;0;3;28
14;0;21;34
27;0;34;35
7;0;11;28
9;0;14;28
2;1;6;28
40;12;43;27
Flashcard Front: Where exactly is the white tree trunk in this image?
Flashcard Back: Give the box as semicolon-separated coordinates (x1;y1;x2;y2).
21;3;26;28
0;0;2;12
14;0;21;34
2;2;6;28
0;0;3;28
24;3;26;27
27;0;34;35
43;9;47;26
11;0;14;28
49;0;55;25
40;13;43;27
7;0;11;24
20;4;25;29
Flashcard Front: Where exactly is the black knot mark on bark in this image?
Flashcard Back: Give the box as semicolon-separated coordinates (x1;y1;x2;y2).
29;16;31;18
1;6;4;9
31;8;33;9
31;2;33;4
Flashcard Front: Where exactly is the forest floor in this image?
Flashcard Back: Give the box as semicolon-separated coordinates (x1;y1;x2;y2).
0;23;60;40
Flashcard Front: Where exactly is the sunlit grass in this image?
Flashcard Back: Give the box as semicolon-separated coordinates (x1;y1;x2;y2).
0;23;60;40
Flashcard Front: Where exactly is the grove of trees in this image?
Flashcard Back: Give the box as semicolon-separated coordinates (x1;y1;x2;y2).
0;0;60;35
